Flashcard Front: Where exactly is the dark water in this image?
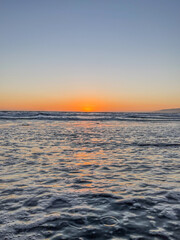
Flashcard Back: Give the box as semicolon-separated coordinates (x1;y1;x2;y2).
0;112;180;240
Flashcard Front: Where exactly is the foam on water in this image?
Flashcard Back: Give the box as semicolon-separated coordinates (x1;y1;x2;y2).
0;111;180;122
0;112;180;239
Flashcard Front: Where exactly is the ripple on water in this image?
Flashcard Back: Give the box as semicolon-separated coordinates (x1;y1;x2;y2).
0;119;180;239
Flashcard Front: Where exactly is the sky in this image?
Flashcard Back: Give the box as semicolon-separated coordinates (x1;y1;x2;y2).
0;0;180;112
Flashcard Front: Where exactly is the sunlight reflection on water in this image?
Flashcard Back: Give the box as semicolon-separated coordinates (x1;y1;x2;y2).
0;116;180;239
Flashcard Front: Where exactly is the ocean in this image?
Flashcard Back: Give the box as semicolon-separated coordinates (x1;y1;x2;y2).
0;111;180;240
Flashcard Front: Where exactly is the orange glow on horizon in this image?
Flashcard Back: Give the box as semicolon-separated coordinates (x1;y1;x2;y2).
0;93;179;112
82;106;93;112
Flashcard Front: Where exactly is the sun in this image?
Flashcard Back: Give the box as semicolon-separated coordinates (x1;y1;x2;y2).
82;106;93;112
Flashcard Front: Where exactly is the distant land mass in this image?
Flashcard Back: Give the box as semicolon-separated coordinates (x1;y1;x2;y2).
156;108;180;113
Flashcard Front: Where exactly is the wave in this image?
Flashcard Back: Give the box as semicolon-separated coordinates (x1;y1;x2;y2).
0;111;180;122
133;143;180;147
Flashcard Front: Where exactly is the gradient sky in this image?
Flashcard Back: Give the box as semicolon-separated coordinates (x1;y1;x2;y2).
0;0;180;111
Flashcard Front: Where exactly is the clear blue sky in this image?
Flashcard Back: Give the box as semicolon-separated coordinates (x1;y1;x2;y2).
0;0;180;111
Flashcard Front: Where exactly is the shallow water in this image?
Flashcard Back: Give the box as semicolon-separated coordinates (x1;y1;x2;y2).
0;112;180;240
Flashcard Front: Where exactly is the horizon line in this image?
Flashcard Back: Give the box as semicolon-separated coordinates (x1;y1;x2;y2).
0;109;178;113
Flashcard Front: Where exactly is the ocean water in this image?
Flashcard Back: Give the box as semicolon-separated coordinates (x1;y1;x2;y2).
0;111;180;240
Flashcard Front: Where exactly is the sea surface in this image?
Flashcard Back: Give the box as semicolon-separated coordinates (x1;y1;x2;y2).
0;111;180;240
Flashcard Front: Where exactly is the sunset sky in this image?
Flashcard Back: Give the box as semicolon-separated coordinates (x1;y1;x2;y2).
1;0;180;112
